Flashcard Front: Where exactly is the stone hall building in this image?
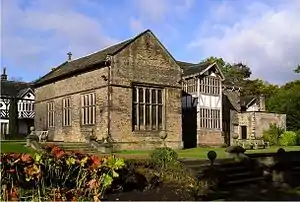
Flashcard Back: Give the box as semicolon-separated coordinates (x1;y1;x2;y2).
33;29;286;150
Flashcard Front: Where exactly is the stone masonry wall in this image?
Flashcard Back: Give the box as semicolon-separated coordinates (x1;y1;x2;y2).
34;67;109;142
109;31;183;150
197;130;223;146
254;112;286;138
236;112;286;140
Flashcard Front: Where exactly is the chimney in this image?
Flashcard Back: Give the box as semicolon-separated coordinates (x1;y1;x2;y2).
67;52;72;62
1;67;7;81
259;94;266;111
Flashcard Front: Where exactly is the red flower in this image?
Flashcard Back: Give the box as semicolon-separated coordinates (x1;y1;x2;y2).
51;146;62;154
20;154;33;163
7;169;15;174
55;150;65;158
9;153;21;160
8;187;18;201
90;155;101;169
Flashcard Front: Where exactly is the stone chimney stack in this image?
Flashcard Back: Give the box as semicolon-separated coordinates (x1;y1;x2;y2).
1;67;7;81
67;52;72;62
259;94;266;111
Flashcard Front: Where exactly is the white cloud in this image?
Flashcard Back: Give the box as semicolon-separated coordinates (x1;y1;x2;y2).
188;1;300;84
133;0;195;22
1;0;117;72
129;18;145;34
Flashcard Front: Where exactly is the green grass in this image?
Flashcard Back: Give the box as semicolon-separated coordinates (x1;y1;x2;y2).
114;146;300;159
1;142;35;154
1;141;300;160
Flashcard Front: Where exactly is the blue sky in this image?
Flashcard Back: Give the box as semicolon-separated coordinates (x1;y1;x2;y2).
1;0;300;84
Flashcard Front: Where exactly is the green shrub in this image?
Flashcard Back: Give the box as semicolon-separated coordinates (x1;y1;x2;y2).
296;130;300;145
279;131;298;146
262;123;285;145
150;147;178;170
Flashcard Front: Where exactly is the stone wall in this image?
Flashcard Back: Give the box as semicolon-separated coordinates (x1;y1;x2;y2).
109;31;183;150
236;112;286;140
197;130;223;146
254;112;286;138
34;67;109;142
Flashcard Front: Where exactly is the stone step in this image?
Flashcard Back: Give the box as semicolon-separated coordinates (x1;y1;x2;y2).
40;142;100;154
219;166;249;173
224;176;265;186
223;171;262;182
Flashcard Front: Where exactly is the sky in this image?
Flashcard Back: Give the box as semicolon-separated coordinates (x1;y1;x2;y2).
1;0;300;85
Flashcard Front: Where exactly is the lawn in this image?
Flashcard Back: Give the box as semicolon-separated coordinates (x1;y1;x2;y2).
1;141;300;160
1;141;34;154
114;146;300;159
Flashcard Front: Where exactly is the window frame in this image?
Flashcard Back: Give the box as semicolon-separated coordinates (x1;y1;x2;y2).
132;85;165;131
47;101;55;128
199;76;220;95
199;107;221;130
62;97;72;127
80;93;96;126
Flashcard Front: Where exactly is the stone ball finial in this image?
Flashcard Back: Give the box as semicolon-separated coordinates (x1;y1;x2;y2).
30;126;35;131
207;150;217;162
159;132;167;140
232;134;239;140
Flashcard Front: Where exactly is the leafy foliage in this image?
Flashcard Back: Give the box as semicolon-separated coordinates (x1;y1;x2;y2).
0;145;125;201
294;65;300;73
262;124;285;146
279;131;299;146
150;147;178;170
202;56;252;86
266;80;300;131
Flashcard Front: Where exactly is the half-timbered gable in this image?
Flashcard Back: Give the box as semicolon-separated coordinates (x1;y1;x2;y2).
178;61;225;146
0;68;35;137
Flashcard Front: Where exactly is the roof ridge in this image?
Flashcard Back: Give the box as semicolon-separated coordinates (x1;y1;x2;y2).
70;38;132;63
1;80;32;84
68;29;151;63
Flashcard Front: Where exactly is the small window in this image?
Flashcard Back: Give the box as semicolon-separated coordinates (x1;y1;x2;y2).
81;93;96;125
62;98;71;126
47;101;55;127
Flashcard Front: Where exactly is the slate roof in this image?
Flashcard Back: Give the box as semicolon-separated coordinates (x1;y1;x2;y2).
34;39;133;86
1;80;33;98
34;28;179;87
176;61;212;77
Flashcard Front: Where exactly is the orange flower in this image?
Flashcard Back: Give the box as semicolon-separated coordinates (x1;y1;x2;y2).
51;146;62;154
24;164;40;177
55;150;65;158
8;187;18;201
20;154;33;163
87;179;99;189
9;153;21;159
90;155;101;169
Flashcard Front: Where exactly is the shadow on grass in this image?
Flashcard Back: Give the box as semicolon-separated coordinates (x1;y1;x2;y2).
216;183;300;201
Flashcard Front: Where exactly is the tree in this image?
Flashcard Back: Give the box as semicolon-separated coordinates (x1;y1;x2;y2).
266;80;300;131
9;97;19;137
241;79;279;97
202;56;252;86
294;65;300;73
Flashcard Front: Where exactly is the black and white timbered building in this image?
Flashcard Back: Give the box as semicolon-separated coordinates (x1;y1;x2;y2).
0;68;35;137
179;61;225;147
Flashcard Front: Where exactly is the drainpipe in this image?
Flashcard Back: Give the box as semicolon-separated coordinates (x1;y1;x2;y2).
105;55;112;140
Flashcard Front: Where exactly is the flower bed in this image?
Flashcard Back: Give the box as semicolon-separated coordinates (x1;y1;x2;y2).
0;144;125;201
1;146;218;201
